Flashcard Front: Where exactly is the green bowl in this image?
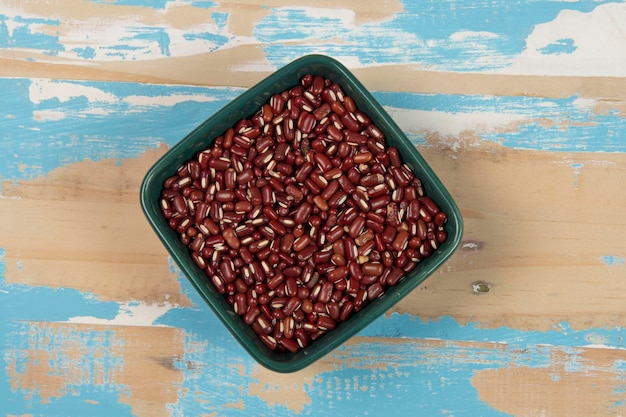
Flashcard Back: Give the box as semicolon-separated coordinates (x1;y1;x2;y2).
140;54;463;373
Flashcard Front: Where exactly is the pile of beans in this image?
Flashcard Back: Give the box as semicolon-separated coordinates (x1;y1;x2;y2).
159;75;448;353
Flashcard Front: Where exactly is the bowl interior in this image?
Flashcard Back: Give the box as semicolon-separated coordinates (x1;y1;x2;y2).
140;54;463;373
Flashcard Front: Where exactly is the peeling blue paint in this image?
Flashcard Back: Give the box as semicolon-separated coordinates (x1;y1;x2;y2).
0;14;63;55
195;1;218;8
211;11;229;30
88;0;170;8
182;31;231;49
571;162;584;187
0;16;12;48
254;8;350;43
601;256;626;266
0;248;130;415
538;38;577;55
73;46;96;59
258;0;621;71
127;27;171;57
3;321;131;417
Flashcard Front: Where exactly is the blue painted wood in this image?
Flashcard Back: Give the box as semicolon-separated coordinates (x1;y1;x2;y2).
2;1;626;416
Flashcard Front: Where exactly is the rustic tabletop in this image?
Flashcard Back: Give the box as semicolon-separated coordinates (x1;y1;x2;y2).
2;1;626;416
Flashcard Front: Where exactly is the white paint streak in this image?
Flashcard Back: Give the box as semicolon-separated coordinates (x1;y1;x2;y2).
29;79;117;105
449;31;499;41
502;3;626;76
1;2;234;61
301;7;356;25
462;242;480;250
228;58;277;72
384;106;528;138
582;344;626;351
66;302;173;327
33;110;66;121
81;108;112;116
571;97;597;110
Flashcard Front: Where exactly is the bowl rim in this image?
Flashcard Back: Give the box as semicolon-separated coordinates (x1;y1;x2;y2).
140;54;464;373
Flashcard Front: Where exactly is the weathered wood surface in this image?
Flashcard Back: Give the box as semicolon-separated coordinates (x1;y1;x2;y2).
1;1;626;416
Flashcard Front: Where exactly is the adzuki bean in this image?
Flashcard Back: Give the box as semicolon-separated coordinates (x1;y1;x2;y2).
160;74;449;354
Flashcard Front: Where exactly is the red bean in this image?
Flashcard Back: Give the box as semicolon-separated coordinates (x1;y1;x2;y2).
312;195;329;212
295;245;316;262
297;112;316;133
341;112;360;132
343;237;358;262
353;151;373;164
295;328;311;349
346;261;362;282
380;225;397;245
293;201;313;224
320;179;339;201
292;235;311;252
222;227;240;249
208;157;230;171
172;195;188;216
279;337;299;353
313;152;333;172
357;239;376;257
420;196;440;215
256;315;273;334
234;293;248;315
317;316;337;331
259;334;278;350
249;239;269;253
326;190;347;208
328;266;349;283
434;211;448;227
362;262;384;276
367;283;384;300
283;296;302;316
348;215;366;238
392;230;410;251
416;219;428;240
436;229;448;244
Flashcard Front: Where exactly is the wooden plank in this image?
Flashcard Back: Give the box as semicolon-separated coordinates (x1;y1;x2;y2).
5;321;626;416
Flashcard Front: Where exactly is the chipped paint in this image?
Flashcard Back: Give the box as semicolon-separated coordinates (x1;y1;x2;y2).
502;2;626;76
4;321;185;417
257;1;625;73
0;1;624;76
571;162;583;187
2;0;626;415
66;302;175;327
601;256;626;267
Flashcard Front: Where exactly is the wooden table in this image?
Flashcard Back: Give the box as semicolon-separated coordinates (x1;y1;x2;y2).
2;1;626;416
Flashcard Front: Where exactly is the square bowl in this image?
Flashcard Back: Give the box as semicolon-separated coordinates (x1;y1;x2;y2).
140;54;463;373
